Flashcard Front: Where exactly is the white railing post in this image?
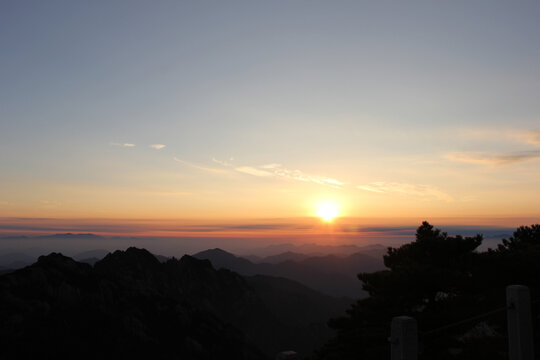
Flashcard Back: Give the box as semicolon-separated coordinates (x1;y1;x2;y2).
507;285;534;360
390;316;418;360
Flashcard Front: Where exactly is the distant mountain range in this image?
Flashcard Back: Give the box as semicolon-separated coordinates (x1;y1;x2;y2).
0;247;169;271
0;242;388;298
0;248;110;270
243;243;387;258
0;252;36;271
0;247;351;359
38;233;103;239
257;251;309;264
194;247;386;298
0;233;104;240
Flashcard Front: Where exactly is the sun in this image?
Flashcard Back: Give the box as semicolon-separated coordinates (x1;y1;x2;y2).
315;201;340;222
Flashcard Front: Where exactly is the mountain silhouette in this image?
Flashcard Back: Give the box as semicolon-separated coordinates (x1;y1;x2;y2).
0;247;348;359
250;243;387;258
245;275;351;327
193;248;384;298
259;251;309;264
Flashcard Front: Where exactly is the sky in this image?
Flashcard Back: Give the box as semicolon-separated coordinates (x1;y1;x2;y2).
1;1;540;241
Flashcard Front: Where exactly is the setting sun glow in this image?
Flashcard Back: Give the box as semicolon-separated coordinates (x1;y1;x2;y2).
316;202;340;221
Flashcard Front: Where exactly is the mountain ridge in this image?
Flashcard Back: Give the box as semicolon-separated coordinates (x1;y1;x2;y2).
0;247;349;359
194;248;385;298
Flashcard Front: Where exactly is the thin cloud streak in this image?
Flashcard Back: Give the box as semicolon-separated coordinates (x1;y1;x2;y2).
212;158;451;201
213;158;345;187
446;150;540;165
260;163;282;169
356;185;384;193
173;157;230;174
156;223;303;232
357;182;453;202
520;130;540;146
0;221;308;235
149;144;166;150
110;142;135;147
456;128;540;146
235;167;273;177
212;158;233;166
150;191;191;196
272;167;344;186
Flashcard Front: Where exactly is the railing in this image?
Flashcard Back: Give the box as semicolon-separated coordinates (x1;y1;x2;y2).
389;285;535;360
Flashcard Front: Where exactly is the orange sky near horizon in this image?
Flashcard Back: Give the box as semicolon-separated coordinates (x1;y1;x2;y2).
0;216;536;241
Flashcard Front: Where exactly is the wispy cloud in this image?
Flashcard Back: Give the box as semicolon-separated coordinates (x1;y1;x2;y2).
456;128;540;145
357;184;385;193
110;142;135;147
150;191;191;196
173;157;230;174
213;158;345;187
357;182;453;201
272;167;344;186
519;130;540;146
149;144;166;150
323;178;344;186
212;158;233;166
192;158;452;202
260;163;282;169
446;151;540;165
235;166;273;177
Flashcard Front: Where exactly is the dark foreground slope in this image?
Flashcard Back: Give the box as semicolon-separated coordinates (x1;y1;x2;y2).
0;248;269;360
245;275;352;354
0;247;350;360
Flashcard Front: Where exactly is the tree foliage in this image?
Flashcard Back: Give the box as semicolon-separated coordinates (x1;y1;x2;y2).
497;224;540;252
314;222;540;360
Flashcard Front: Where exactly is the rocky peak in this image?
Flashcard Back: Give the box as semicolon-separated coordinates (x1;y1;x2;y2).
93;247;164;291
33;252;92;281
